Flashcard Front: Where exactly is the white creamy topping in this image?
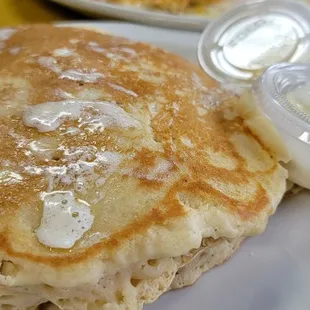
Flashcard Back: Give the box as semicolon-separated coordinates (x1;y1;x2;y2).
36;191;94;249
23;100;140;132
52;48;75;57
108;82;138;97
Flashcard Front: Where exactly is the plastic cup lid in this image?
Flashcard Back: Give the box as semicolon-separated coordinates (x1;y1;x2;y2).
253;63;310;144
198;0;310;86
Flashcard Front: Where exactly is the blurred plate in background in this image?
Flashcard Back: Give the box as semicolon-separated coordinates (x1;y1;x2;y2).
49;0;241;31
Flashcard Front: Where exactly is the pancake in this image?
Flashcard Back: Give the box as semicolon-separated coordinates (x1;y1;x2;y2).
0;25;288;309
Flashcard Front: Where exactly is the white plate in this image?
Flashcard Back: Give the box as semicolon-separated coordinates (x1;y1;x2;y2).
67;22;310;310
50;0;223;31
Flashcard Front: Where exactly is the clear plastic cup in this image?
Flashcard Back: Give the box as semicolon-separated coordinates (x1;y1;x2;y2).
253;63;310;189
198;0;310;86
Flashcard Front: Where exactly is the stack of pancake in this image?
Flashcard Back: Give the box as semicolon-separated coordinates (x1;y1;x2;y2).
0;25;290;309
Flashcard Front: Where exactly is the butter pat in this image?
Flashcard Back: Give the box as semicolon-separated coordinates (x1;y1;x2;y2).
36;191;94;249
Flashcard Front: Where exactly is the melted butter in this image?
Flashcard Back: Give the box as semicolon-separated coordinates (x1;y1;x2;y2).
22;100;140;132
62;149;123;194
107;82;138;97
38;56;104;83
52;48;75;57
36;191;94;249
288;83;310;115
60;69;104;83
25;147;123;196
0;170;23;185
